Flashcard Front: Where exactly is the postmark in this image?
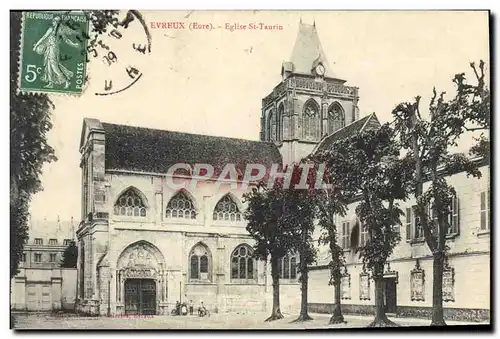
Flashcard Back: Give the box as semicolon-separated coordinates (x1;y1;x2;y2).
87;10;152;96
18;11;90;95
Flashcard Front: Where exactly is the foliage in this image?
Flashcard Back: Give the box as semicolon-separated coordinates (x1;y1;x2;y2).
10;11;57;278
10;9;121;279
61;241;78;268
244;181;297;261
313;124;410;327
244;164;319;321
391;61;488;325
286;164;318;275
392;62;487;255
335;125;411;276
316;125;409;275
305;152;352;287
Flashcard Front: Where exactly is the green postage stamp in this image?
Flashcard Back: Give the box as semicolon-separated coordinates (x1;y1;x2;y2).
18;11;90;95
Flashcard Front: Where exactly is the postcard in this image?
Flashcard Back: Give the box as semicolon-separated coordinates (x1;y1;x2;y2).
10;10;490;330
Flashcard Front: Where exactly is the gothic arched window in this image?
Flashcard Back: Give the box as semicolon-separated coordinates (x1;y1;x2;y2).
278;253;298;280
231;244;256;281
114;188;147;217
303;99;320;140
189;243;211;282
213;194;242;221
166;191;196;219
277;104;284;141
328;103;345;134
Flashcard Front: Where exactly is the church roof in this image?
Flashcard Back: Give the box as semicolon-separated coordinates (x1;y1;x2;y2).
101;122;283;178
313;113;381;153
287;22;339;79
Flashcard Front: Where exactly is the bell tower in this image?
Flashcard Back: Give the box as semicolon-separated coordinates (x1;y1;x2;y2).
260;21;360;165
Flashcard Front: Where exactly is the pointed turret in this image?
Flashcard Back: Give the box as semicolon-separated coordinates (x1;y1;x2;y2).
283;21;338;79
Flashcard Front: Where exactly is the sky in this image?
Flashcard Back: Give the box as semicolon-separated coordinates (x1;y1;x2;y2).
28;10;490;222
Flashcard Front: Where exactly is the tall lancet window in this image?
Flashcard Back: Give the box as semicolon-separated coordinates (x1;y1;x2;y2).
328;103;345;135
277;104;284;141
303;99;320;141
268;110;276;141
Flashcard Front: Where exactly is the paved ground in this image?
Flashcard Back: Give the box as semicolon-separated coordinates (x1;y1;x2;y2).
12;311;488;330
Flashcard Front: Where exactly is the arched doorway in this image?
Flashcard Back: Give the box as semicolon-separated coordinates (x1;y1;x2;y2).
116;241;167;315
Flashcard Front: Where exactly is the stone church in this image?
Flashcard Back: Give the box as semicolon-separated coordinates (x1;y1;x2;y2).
76;21;490;321
76;21;375;316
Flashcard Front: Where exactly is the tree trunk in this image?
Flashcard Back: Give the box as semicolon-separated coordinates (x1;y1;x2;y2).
292;259;313;322
329;279;345;324
367;277;398;327
265;255;284;322
431;252;447;326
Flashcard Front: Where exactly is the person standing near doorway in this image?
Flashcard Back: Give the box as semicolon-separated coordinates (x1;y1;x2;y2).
189;300;194;315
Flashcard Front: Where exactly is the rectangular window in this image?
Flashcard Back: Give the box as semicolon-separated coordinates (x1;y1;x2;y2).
360;223;368;246
341;222;351;249
50;253;57;262
428;196;460;236
413;206;424;239
34;238;43;245
34;253;42;262
405;207;412;240
480;189;490;231
49;239;57;246
63;239;72;246
447;195;459;235
283;257;290;278
278;256;298;280
290;257;297;279
332;214;339;227
21;253;26;262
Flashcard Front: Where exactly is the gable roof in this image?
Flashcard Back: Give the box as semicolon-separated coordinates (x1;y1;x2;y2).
288;22;340;80
101;122;283;178
313;113;381;153
28;218;76;245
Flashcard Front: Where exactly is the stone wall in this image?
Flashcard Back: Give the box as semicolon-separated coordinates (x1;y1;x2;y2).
11;268;77;312
307;303;490;322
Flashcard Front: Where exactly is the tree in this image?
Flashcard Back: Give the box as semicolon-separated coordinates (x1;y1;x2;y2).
9;9;121;281
243;181;295;321
10;11;57;279
61;241;78;268
318;125;410;327
306;155;353;324
461;61;490;161
391;62;488;326
288;165;318;323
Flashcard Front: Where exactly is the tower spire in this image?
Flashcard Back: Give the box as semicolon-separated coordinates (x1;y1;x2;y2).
71;216;75;240
287;20;338;79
